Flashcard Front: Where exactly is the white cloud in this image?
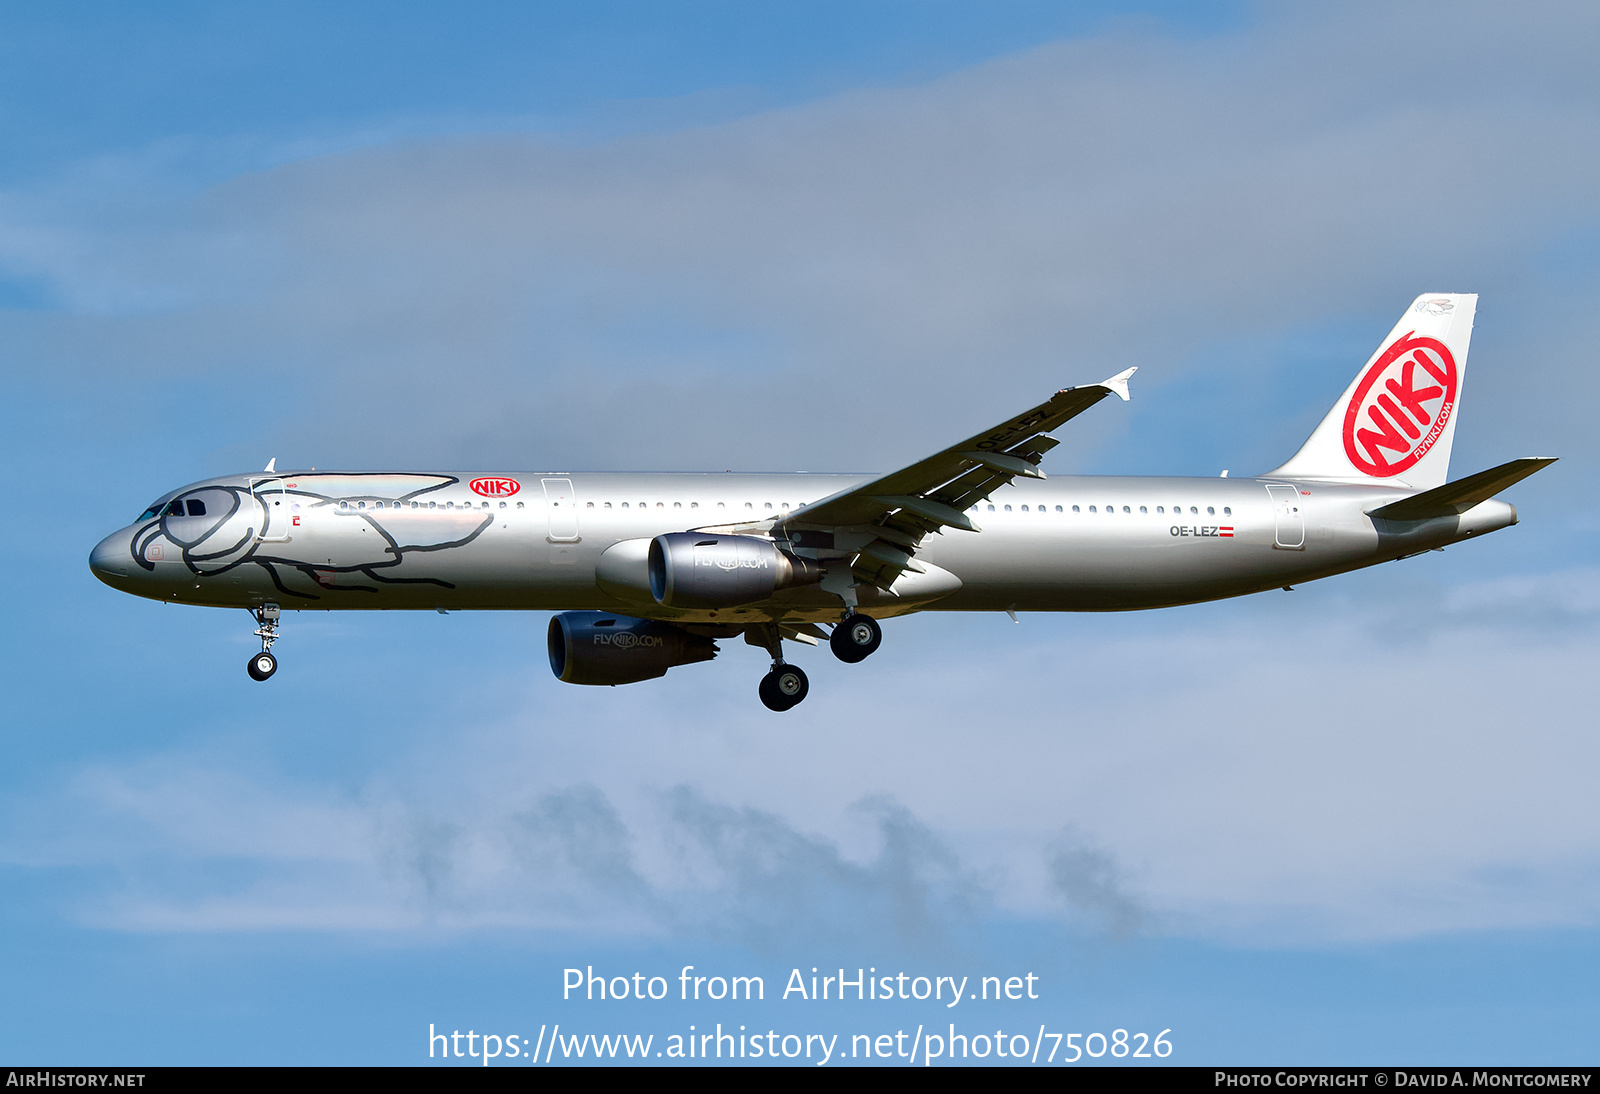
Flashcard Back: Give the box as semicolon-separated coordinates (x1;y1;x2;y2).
10;575;1600;946
1;1;1597;478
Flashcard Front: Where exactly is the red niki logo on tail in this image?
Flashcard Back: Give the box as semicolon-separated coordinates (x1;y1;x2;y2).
1341;332;1457;478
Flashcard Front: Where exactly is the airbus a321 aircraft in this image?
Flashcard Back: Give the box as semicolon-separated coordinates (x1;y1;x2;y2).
90;294;1552;710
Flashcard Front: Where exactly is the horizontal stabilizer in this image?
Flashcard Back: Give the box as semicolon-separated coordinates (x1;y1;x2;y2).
1367;457;1556;521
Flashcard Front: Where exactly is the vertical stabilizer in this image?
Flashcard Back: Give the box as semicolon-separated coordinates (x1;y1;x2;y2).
1266;294;1476;491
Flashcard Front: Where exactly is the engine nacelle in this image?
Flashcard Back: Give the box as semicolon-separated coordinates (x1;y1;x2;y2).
648;533;824;609
547;611;717;686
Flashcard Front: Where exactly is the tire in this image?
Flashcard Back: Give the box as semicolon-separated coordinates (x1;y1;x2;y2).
758;664;809;711
247;651;278;681
829;613;882;664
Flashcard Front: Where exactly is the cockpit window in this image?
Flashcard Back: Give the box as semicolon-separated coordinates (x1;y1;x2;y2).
139;496;207;521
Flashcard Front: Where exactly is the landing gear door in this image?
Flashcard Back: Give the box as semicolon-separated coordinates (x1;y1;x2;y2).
1265;484;1305;550
250;477;292;543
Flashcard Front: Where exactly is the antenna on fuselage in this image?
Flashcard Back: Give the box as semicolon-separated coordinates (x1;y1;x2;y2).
263;458;276;473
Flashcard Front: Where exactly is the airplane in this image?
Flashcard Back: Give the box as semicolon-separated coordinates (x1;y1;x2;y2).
89;293;1553;711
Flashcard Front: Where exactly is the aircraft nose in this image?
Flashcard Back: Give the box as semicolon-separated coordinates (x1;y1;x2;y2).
89;529;135;584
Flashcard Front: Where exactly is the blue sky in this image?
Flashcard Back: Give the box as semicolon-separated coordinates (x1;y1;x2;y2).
4;0;1599;1066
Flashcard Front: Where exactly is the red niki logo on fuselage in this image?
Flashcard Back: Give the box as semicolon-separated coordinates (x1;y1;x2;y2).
1341;332;1457;478
469;477;521;498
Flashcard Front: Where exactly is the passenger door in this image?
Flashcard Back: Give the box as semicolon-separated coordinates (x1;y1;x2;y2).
1265;484;1305;550
542;477;581;564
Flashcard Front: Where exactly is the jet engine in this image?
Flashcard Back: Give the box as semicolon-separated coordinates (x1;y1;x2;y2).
647;533;824;609
547;611;718;686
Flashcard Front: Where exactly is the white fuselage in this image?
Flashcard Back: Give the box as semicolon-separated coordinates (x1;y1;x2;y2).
88;470;1517;621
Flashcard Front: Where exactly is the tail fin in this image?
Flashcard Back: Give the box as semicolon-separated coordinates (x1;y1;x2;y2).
1266;293;1477;490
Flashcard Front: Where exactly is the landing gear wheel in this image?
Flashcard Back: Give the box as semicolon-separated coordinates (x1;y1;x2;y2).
248;604;281;681
830;613;882;664
758;664;809;711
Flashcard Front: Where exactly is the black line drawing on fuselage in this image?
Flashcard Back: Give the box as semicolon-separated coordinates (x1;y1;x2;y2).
130;474;494;600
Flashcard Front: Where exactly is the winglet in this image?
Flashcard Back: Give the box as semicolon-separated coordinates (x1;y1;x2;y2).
1099;367;1136;402
263;457;277;473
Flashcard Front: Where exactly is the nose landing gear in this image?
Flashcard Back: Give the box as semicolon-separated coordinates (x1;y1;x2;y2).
247;604;280;681
829;612;882;663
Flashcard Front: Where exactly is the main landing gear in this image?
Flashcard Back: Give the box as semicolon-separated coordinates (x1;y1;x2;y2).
749;613;882;711
829;612;882;664
247;603;280;681
748;623;810;712
759;663;809;712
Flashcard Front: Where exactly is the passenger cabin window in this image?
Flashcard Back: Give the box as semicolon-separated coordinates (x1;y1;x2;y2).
1224;507;1232;515
1072;505;1079;513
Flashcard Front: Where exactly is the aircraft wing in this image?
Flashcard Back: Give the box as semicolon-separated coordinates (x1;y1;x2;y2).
778;369;1135;589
